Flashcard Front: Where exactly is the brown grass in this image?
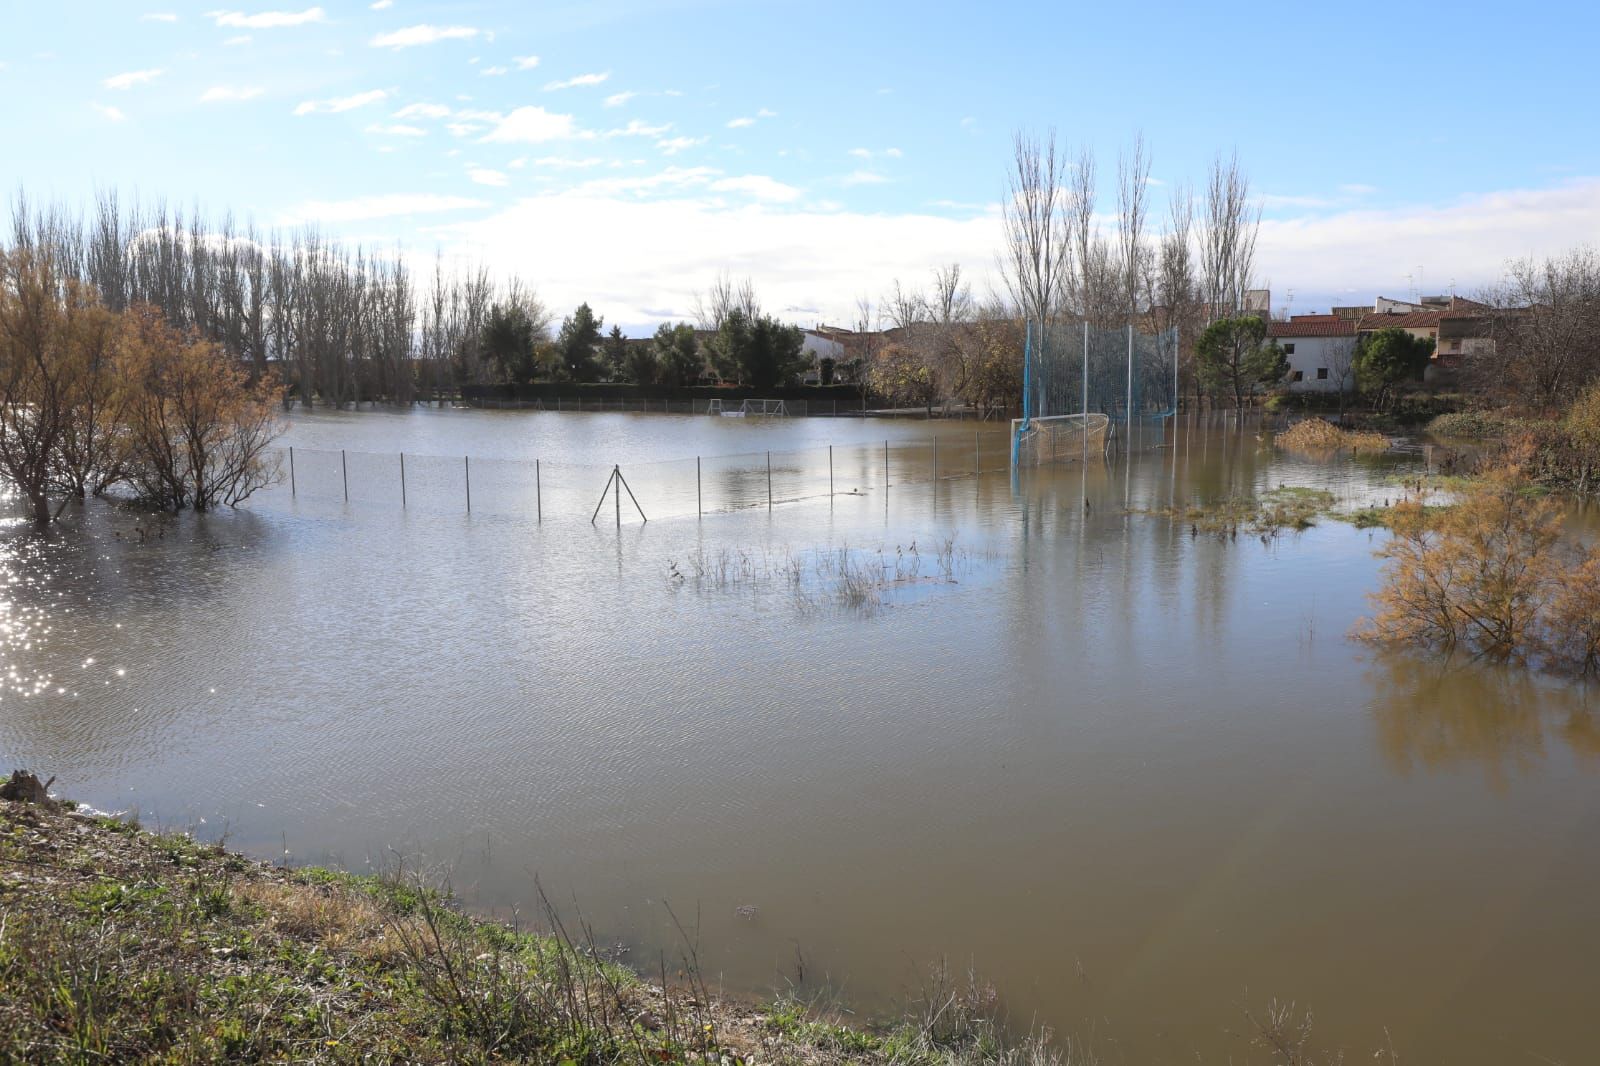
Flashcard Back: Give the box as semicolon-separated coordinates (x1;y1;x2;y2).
1276;418;1390;455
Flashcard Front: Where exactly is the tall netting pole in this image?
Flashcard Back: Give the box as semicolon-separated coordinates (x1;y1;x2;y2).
1082;321;1089;459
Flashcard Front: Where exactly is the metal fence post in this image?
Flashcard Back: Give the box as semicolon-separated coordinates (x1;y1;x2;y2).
933;436;938;482
464;455;471;513
341;449;348;502
828;445;833;497
400;452;406;509
696;456;702;518
766;451;772;511
535;459;542;523
289;446;296;497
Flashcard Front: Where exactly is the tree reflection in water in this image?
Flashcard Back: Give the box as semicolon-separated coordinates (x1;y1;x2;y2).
1367;652;1600;789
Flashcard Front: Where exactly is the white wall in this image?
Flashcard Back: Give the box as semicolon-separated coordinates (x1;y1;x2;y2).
1281;335;1356;392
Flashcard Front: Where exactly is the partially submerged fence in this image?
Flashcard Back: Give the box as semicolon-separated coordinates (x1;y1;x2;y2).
277;431;1045;525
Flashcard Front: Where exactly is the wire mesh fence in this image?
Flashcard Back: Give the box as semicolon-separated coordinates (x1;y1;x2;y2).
275;429;1035;524
1029;323;1178;422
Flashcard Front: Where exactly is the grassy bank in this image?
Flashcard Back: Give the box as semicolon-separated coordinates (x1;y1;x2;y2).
0;785;1065;1065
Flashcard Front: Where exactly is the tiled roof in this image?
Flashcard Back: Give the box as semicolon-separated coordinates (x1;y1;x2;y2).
1269;316;1356;338
1358;311;1444;330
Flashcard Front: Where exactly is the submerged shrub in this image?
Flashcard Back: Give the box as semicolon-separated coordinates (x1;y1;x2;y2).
1356;467;1599;670
1275;418;1389;455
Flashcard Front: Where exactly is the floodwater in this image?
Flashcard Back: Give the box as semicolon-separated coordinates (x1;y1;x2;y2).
2;408;1597;1064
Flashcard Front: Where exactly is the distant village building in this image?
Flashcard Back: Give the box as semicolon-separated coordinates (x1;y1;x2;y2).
1269;315;1357;392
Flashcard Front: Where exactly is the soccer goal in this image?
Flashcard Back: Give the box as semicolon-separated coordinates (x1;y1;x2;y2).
1011;413;1111;467
705;398;726;415
738;399;790;417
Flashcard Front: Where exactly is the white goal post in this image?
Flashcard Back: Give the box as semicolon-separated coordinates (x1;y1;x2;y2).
738;399;789;417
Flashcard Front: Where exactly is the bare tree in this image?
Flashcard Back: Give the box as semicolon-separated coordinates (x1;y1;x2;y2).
1115;133;1152;321
694;271;759;332
1200;150;1261;321
1478;247;1600;409
1155;184;1200;408
1001;130;1070;333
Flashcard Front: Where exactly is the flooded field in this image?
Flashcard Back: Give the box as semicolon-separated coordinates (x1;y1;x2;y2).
2;408;1597;1064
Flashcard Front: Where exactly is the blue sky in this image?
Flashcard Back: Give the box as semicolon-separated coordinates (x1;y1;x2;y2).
3;0;1597;332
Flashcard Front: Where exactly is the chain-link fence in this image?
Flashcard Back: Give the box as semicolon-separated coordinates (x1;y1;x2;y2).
276;431;1022;524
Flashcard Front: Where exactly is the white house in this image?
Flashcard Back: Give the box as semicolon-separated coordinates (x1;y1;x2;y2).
1269;315;1357;393
799;330;846;385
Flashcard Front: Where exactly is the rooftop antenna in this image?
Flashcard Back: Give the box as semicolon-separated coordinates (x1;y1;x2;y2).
1405;272;1417;303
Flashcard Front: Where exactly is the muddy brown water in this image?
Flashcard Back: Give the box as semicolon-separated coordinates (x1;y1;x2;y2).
1;409;1596;1064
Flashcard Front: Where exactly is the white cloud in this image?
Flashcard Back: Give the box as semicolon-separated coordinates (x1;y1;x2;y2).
847;147;870;159
468;167;509;187
1340;183;1379;196
840;170;890;186
479;105;578;143
603;91;636;108
708;175;802;203
200;85;264;102
433;194;999;327
849;146;901;160
727;109;775;129
365;122;425;136
278;193;488;225
481;66;507;76
104;68;163;90
210;7;325;29
370;0;392;8
223;34;251;45
884;147;902;158
544;71;609;91
604;119;670;138
513;55;540;70
294;89;388;115
574;167;721;197
393;102;450;119
656;135;705;155
533;156;605;169
141;12;179;21
1256;178;1600;306
90;102;127;122
370;24;478;49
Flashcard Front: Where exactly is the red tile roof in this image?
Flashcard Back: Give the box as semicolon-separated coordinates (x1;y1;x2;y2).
1269;316;1356;338
1358;311;1444;331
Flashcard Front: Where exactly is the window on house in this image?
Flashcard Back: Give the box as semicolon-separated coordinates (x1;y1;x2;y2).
1316;367;1329;380
1283;343;1296;354
1290;370;1303;382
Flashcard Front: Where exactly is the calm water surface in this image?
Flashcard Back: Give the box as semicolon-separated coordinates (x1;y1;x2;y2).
1;409;1596;1064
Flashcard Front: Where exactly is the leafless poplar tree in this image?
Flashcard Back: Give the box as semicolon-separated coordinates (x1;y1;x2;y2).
1200;151;1261;321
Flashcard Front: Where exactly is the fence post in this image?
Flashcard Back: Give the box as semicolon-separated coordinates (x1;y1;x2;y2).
767;451;772;511
933;436;938;482
829;445;833;498
975;431;980;478
400;452;406;509
884;439;889;491
696;456;702;518
535;459;542;523
615;464;620;527
464;455;471;513
289;446;296;497
341;449;348;502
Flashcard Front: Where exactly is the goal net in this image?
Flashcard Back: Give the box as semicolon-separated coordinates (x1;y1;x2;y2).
739;399;789;417
1011;413;1111;467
